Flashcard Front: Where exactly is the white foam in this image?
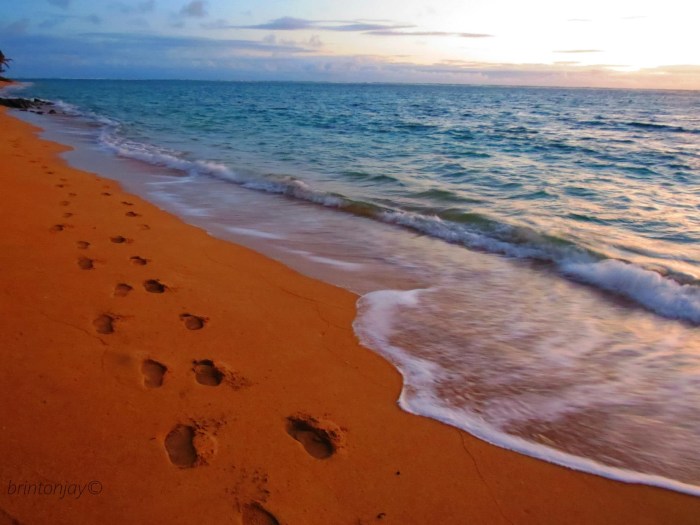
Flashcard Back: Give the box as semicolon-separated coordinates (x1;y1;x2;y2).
287;249;364;271
354;288;700;497
225;226;286;240
563;259;700;323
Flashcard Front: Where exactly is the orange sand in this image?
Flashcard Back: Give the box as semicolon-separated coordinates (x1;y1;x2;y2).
1;107;699;525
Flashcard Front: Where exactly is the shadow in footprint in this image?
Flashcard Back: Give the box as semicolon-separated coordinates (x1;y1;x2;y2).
125;211;141;217
59;200;70;206
193;360;223;386
164;425;197;468
76;240;90;250
164;424;217;468
78;257;94;270
144;279;167;293
142;359;167;388
130;256;148;266
242;503;280;525
114;283;133;297
286;415;342;460
111;235;129;244
180;313;206;330
93;314;115;334
49;224;67;233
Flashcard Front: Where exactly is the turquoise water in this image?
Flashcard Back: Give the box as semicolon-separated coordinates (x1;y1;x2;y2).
14;80;700;493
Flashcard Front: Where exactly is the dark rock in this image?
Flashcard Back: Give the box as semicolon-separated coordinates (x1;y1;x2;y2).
0;97;53;111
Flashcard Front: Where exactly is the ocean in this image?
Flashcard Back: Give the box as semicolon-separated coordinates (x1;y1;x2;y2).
9;79;700;494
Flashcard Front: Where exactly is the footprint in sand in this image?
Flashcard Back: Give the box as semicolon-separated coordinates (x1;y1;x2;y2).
286;415;344;460
49;224;68;232
121;201;134;206
110;235;130;244
191;360;250;389
141;359;167;388
180;313;206;330
101;192;111;196
143;279;167;293
125;211;141;218
78;256;94;270
130;256;148;266
192;360;223;386
68;192;77;197
242;503;280;525
164;423;217;468
59;200;70;206
76;240;90;250
139;224;151;231
62;212;73;218
114;283;133;297
93;314;116;334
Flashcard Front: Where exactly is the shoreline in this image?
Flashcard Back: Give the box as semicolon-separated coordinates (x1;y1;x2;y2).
1;106;700;524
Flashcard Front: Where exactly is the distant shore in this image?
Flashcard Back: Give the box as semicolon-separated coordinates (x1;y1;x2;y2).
1;106;699;524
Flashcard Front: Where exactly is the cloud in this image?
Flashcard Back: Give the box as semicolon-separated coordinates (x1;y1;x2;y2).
202;18;235;30
369;30;492;38
327;22;413;32
236;17;414;33
308;35;323;48
111;1;156;14
567;18;591;22
224;16;490;37
4;31;698;90
241;17;314;31
87;14;102;25
263;33;324;49
180;1;207;18
554;49;603;54
1;19;30;36
47;0;71;7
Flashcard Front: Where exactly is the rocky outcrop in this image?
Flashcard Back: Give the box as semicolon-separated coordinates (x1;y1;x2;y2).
0;97;55;114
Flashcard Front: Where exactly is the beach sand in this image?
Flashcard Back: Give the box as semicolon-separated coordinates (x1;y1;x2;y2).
1;106;699;524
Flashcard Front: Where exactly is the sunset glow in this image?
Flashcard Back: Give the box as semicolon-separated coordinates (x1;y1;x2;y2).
1;0;699;88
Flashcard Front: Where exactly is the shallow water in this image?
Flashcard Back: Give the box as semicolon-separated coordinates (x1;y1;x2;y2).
13;80;700;494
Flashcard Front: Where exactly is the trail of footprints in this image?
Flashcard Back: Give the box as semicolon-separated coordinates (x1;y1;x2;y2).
50;179;345;523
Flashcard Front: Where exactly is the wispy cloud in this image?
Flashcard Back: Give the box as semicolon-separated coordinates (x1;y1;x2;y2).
240;17;317;31
369;30;492;38
38;13;105;29
213;17;491;38
180;0;207;18
567;18;591;23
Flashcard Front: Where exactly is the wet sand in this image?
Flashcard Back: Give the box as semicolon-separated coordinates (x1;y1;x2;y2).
1;106;699;524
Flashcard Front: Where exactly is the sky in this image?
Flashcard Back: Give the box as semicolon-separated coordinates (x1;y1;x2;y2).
1;0;699;89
